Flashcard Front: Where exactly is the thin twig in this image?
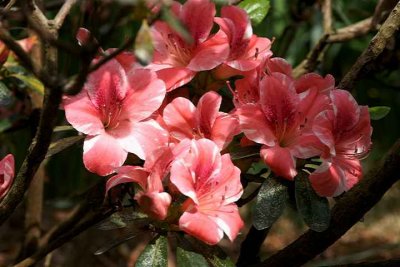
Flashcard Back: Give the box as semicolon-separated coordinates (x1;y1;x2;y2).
14;208;115;267
53;0;77;29
339;1;400;89
327;17;373;43
322;0;333;34
292;17;373;77
255;139;400;267
0;26;36;74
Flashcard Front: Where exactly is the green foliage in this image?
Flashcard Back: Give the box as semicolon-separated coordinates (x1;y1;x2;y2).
238;0;270;26
177;235;235;267
0;81;12;106
369;106;391;120
137;235;168;267
176;247;209;267
253;176;289;230
45;136;84;159
295;172;331;232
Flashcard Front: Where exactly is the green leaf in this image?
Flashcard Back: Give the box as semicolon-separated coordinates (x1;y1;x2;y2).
0;119;12;132
177;247;209;267
177;235;234;267
230;146;260;160
135;20;154;65
369;106;391;120
137;235;168;267
45;136;85;159
11;74;44;95
253;177;288;230
53;125;76;132
0;81;13;106
295;171;330;232
238;0;270;26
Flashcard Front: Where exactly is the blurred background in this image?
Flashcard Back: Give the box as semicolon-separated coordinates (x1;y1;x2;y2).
1;0;400;266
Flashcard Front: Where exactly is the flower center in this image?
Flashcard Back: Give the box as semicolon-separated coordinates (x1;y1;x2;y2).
164;33;193;67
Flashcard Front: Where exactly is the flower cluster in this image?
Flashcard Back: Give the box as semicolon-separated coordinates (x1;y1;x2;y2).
63;0;372;245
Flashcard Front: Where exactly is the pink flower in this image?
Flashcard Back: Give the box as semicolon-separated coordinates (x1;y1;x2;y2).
106;136;191;220
310;89;372;197
162;91;240;150
237;73;330;179
170;139;243;245
106;166;171;220
64;58;166;175
149;0;229;91
233;57;292;107
213;5;272;77
0;154;15;199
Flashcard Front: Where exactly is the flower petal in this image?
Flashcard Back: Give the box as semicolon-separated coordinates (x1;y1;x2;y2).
237;103;275;146
260;145;297;180
163;97;197;141
83;133;127;176
106;166;149;194
196;91;222;132
156;67;196;91
63;92;105;135
121;69;166;122
179;210;224;245
137;191;172;220
111;119;169;160
207;204;244;242
0;154;15;199
181;0;216;43
188;30;229;71
211;114;240;150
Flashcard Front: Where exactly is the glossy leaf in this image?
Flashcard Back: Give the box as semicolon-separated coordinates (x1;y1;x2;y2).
253;177;288;230
369;106;391;120
0;81;13;106
238;0;270;26
295;171;330;232
11;73;44;95
176;247;209;267
45;136;85;159
94;233;137;255
178;235;234;267
136;235;168;267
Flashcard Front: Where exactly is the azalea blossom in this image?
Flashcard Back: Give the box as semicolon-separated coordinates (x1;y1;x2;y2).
64;58;166;175
106;165;172;220
213;5;272;79
233;57;293;107
149;0;229;90
170;139;243;245
0;154;15;199
310;89;372;197
237;73;330;179
162;91;240;150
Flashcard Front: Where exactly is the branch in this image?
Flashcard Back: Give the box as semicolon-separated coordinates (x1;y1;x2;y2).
14;180;114;267
327;17;373;43
339;1;400;89
53;0;77;29
0;26;36;74
256;139;400;267
322;0;333;34
0;80;63;225
14;208;115;267
237;226;270;267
